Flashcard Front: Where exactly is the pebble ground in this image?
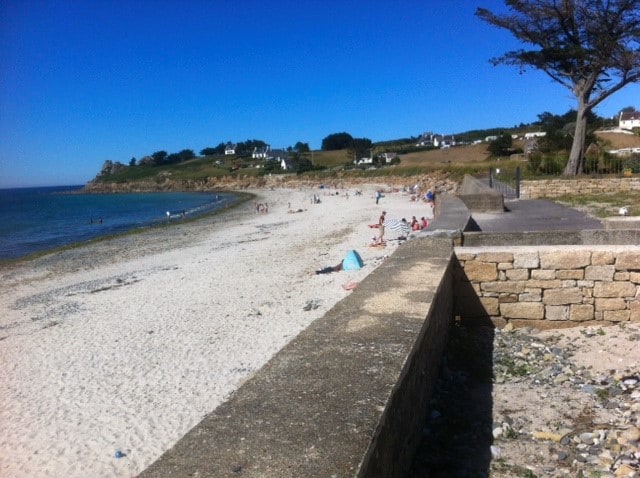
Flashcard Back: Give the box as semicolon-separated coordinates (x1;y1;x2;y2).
410;322;640;478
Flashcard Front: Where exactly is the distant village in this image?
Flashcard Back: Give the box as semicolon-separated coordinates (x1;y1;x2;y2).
413;109;640;158
210;109;640;170
99;108;639;178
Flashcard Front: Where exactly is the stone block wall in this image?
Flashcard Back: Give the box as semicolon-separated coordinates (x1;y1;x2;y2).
454;246;640;329
521;177;640;199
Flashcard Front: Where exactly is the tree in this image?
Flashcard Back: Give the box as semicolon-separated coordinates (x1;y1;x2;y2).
294;141;310;153
488;133;514;156
477;0;640;176
151;150;168;165
535;109;603;152
321;132;353;150
200;147;218;156
165;152;181;164
178;149;196;162
348;137;373;161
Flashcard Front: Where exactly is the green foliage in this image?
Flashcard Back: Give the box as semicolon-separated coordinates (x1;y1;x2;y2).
152;150;168;165
527;152;543;173
543;156;566;175
623;154;640;173
293;141;310;153
488;133;513;156
321;132;354;151
477;1;640;176
200;143;225;156
235;139;267;156
595;388;609;402
349;137;373;160
294;158;314;174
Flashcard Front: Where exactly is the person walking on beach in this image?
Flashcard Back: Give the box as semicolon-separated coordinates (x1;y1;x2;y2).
378;211;386;244
375;190;382;205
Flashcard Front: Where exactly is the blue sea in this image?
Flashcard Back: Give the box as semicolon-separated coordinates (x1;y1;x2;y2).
0;186;237;261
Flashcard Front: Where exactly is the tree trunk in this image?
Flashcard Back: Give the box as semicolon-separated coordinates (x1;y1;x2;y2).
563;97;589;176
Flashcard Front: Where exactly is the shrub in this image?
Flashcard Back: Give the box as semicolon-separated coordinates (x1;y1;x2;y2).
623;154;640;173
542;155;566;175
527;153;543;173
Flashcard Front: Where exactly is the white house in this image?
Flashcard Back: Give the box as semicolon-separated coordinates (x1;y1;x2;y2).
434;135;455;148
619;110;640;130
224;143;236;155
252;145;270;159
524;131;547;139
381;152;398;163
417;132;456;148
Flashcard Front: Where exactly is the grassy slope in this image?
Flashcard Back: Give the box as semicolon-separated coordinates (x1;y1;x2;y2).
595;131;640;149
94;133;638;184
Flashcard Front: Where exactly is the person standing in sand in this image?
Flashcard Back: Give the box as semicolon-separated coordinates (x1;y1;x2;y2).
378;211;386;244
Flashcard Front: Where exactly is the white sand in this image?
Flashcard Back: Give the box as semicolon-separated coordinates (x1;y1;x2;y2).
0;185;435;478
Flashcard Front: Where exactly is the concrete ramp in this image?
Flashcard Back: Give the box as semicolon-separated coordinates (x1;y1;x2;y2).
458;175;504;213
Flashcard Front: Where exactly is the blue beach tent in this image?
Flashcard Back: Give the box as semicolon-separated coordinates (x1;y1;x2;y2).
342;250;364;271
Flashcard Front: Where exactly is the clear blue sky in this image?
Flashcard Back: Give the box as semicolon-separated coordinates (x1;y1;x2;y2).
1;0;639;187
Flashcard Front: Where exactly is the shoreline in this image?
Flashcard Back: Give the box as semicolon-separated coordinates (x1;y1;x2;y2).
0;184;435;477
0;190;253;266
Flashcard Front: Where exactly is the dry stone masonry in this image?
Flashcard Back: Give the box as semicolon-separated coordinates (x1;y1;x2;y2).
454;246;640;328
521;177;640;199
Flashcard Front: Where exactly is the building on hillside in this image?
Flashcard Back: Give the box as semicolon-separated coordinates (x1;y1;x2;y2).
355;157;374;165
524;131;547;139
381;152;398;163
252;145;270;159
268;149;288;162
619;110;640;130
416;132;455;148
435;135;455;148
415;132;433;147
224;143;236;155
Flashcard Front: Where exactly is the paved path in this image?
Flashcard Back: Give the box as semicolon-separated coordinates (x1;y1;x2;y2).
467;199;603;232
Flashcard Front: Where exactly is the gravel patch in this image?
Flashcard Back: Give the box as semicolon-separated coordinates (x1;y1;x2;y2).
410;322;640;478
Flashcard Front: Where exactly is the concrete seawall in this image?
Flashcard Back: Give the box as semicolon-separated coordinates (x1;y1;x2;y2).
141;237;456;478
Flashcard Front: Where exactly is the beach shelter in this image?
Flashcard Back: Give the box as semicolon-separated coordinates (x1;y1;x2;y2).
342;250;364;271
384;218;411;237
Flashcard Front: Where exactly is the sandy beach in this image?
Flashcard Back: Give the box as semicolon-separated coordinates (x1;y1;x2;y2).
0;185;434;478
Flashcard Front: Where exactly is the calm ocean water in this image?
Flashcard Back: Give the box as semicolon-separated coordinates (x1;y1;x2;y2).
0;186;236;261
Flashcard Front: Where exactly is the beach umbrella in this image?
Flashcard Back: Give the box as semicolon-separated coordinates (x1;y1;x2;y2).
384;218;410;237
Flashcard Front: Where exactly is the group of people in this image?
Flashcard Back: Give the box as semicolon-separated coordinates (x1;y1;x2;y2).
410;216;428;231
370;211;431;246
408;185;435;205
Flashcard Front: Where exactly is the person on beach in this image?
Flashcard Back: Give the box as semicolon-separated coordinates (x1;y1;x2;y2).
378;211;386;244
425;190;435;203
375;190;382;204
421;216;428;229
312;262;343;275
410;216;420;231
